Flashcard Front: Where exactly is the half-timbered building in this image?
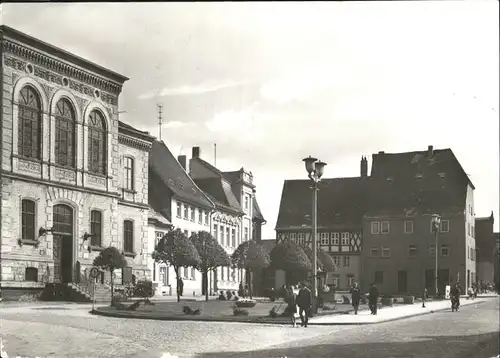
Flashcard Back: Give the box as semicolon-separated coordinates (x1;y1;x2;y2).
275;157;371;290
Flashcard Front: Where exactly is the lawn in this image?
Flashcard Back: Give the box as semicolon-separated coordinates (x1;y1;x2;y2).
93;299;365;324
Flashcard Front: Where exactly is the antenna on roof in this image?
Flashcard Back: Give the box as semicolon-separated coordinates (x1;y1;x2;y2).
157;104;163;141
214;143;217;167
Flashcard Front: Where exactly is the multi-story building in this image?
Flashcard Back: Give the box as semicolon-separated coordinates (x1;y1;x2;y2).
189;146;266;292
0;25;154;300
274;157;371;290
475;212;496;285
361;146;476;295
148;140;215;296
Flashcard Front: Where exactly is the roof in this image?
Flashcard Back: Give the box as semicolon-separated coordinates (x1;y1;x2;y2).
366;148;470;216
148;208;173;229
191;156;265;222
149;141;215;210
118;121;155;142
193;177;244;216
371;148;474;189
276;177;371;230
253;196;266;222
0;25;128;84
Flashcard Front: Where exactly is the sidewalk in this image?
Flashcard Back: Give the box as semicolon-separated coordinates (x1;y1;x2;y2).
309;297;492;325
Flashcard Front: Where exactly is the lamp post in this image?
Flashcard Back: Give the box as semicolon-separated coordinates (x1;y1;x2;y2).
432;214;441;297
303;155;327;315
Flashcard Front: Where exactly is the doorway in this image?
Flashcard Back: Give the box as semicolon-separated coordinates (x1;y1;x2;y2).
52;204;74;283
398;270;408;293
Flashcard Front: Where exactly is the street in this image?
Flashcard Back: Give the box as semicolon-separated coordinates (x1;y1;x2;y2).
0;298;498;358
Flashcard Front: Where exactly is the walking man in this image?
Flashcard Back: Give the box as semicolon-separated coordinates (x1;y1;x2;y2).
296;282;312;327
350;282;361;315
368;283;379;315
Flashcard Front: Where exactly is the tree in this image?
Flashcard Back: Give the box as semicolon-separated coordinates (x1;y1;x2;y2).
92;246;128;303
190;230;231;301
152;228;200;302
318;250;337;273
231;240;270;299
270;242;311;285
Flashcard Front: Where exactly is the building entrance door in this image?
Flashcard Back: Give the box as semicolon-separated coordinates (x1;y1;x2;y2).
52;204;74;283
398;270;408;293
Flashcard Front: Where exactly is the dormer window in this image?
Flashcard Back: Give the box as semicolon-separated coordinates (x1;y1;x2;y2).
415;174;423;180
438;172;445;179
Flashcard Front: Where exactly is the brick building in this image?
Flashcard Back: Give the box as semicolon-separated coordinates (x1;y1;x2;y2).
274;157;371;291
0;26;154;300
475;212;496;285
189;146;266;293
361;146;476;296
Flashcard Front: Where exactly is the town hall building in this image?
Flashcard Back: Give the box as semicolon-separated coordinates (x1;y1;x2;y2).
0;25;154;300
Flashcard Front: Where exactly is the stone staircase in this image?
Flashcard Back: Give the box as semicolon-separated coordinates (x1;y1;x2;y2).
41;282;111;303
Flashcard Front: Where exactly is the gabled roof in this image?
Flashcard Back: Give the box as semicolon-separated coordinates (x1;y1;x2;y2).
148;208;173;229
149;141;214;210
253;196;266;223
193;177;244;216
276;177;371;230
366;148;470;216
191;156;265;222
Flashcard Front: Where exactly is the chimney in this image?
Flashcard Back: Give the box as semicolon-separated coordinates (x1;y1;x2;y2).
427;145;434;158
192;146;200;158
178;155;187;171
360;156;368;177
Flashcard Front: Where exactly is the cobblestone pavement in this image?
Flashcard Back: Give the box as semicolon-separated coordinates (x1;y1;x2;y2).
0;303;340;358
1;299;498;358
197;297;500;358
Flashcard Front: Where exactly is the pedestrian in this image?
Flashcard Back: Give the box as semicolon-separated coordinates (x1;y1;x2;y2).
238;282;244;298
450;282;461;312
284;285;298;327
177;277;184;297
296;281;312;327
350;282;361;315
422;288;428;308
368;283;379;315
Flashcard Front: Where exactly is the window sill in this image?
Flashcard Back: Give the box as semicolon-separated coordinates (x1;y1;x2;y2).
123;251;136;258
121;188;137;194
13;154;42;163
54;163;77;171
18;239;39;247
87;171;110;179
89;245;105;252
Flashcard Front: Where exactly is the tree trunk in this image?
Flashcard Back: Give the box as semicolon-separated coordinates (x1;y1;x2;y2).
249;270;253;299
110;269;114;304
175;266;180;303
203;271;209;301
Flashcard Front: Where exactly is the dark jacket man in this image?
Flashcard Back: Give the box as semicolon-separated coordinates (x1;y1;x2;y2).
296;283;312;327
368;284;379;315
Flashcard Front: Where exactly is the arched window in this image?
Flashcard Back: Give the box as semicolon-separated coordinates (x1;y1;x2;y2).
18;86;42;159
88;110;107;175
54;98;76;167
90;210;102;247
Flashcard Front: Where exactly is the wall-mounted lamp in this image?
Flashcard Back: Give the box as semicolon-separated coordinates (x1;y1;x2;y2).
82;232;96;242
38;227;54;238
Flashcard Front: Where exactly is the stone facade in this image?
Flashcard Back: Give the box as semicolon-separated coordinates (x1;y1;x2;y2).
0;26;153;295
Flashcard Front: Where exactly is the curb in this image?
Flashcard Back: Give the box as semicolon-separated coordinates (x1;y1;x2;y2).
90;309;292;326
309;299;490;326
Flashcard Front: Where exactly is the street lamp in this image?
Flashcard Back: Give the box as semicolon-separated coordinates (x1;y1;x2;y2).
303;155;327;315
431;214;441;297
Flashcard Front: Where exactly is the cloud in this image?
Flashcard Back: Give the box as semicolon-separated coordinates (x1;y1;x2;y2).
138;80;249;100
163;121;194;129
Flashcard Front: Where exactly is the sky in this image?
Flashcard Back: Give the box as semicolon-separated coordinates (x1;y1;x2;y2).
2;2;499;238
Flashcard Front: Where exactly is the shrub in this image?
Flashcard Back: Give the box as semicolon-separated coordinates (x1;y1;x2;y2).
134;280;154;298
112;293;126;304
235;299;257;308
269;306;279;318
18;293;40;302
322;304;337;311
182;306;201;315
233;307;249;316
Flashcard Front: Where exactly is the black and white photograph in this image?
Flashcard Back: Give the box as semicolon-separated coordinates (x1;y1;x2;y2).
0;2;499;358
